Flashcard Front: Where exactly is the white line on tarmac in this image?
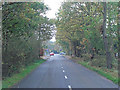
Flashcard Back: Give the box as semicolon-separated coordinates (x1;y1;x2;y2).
65;75;68;79
68;85;72;90
63;70;65;72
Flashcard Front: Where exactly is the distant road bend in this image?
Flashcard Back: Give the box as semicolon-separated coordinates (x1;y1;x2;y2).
14;54;118;88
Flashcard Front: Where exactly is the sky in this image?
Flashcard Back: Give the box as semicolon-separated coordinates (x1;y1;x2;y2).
43;0;64;42
44;0;63;19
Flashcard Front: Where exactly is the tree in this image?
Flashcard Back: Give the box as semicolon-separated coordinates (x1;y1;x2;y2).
2;2;54;78
102;2;112;69
118;2;120;85
56;2;118;69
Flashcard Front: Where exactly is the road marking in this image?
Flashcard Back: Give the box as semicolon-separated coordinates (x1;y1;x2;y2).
68;85;72;90
64;75;68;79
61;67;63;69
63;70;65;72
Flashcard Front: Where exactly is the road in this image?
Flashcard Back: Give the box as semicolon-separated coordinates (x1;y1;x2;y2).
14;54;118;88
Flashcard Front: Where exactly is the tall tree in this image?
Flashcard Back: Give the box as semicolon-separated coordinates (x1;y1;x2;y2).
2;2;54;78
118;1;120;85
102;2;112;69
56;2;118;69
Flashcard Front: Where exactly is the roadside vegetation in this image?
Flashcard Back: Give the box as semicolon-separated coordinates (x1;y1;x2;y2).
2;2;54;83
56;2;120;84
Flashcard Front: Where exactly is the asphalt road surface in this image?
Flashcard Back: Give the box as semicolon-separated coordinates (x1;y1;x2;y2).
14;54;118;88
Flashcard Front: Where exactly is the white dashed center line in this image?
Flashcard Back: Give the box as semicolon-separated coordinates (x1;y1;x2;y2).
68;85;72;90
61;67;71;90
65;75;68;79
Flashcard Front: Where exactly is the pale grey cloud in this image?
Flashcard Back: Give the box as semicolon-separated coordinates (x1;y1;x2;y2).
44;0;64;19
44;0;64;42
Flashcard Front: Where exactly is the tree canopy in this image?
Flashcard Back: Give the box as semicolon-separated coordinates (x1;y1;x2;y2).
2;2;54;78
56;2;118;69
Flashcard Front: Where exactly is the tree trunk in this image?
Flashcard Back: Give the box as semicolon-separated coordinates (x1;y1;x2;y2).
118;2;120;59
74;42;77;57
76;49;81;57
72;41;76;57
69;40;72;56
91;48;95;60
38;28;41;58
118;1;120;84
102;2;112;69
76;40;81;57
108;6;115;60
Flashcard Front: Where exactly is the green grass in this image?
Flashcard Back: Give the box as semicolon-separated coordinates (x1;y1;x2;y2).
78;61;118;84
2;59;46;88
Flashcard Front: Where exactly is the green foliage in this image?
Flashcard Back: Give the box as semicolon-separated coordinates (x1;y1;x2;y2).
2;2;54;78
56;2;118;68
90;56;106;67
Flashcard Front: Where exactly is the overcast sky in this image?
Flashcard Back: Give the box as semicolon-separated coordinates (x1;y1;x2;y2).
43;0;64;42
44;0;63;19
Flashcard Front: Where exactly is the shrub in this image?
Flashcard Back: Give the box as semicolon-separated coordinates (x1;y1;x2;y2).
82;53;91;62
90;56;106;67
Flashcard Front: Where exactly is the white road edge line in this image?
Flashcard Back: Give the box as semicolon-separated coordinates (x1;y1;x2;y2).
68;85;72;90
65;75;68;79
63;70;65;72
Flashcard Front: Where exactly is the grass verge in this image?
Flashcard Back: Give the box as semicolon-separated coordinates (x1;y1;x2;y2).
2;59;46;88
77;61;118;84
